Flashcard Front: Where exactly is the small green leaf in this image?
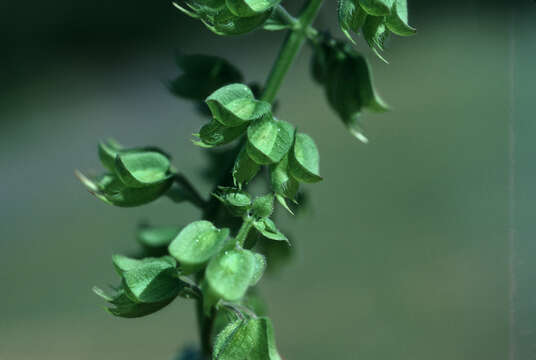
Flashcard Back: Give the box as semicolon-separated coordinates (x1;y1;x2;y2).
251;193;274;218
359;0;392;16
206;84;271;127
213;7;272;35
246;116;294;165
226;0;280;17
195;120;248;148
288;133;322;184
338;0;368;43
79;173;172;207
232;146;261;187
98;139;123;172
213;317;282;360
213;186;252;216
385;0;416;36
270;155;299;213
253;218;288;243
250;252;266;286
168;221;230;274
115;151;172;188
171;54;243;102
94;285;176;318
137;226;182;249
362;15;390;62
206;248;255;301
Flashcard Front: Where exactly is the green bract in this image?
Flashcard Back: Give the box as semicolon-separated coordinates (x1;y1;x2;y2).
168;221;230;274
359;0;392;16
253;218;288;243
98;139;123;172
111;255;183;303
252;193;274;218
311;37;388;142
171;54;243;101
213;186;252;216
289;133;322;183
206;84;271;127
206;248;256;301
270;155;299;213
338;0;368;43
213;317;281;360
246;116;294;165
232;146;261;187
115;151;172;188
195;120;248;148
362;15;389;61
385;0;415;36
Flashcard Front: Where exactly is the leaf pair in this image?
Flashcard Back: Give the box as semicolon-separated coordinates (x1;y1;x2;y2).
213;317;281;360
174;0;279;36
338;0;416;60
94;255;187;318
311;37;388;142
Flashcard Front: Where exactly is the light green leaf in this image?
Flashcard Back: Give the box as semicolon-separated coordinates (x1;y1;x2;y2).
195;120;248;148
98;139;123;172
253;218;289;243
206;84;271;127
110;255;183;303
288;133;322;184
137;226;182;249
226;0;280;17
213;7;272;35
232;146;261;187
94;285;176;318
270;155;299;213
246;116;294;165
251;193;274;219
206;248;255;301
385;0;415;36
338;0;368;43
115;151;172;188
213;317;282;360
359;0;393;16
168;221;230;274
213;186;252;216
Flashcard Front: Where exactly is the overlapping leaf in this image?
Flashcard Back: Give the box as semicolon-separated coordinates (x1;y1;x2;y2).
246;116;294;165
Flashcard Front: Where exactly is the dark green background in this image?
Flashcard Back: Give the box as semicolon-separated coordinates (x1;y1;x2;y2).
0;1;531;359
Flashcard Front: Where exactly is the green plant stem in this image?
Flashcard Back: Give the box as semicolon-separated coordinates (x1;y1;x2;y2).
261;0;324;103
235;215;254;247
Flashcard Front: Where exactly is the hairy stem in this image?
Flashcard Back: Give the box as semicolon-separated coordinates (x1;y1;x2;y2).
235;215;254;247
261;0;325;103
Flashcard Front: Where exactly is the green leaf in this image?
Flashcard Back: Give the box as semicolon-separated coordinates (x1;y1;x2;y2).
246;116;294;165
359;0;393;16
385;0;416;36
232;146;261;187
111;255;183;303
213;186;252;216
195;120;248;148
78;172;172;207
288;133;322;184
98;139;123;172
251;193;274;218
115;151;172;188
137;226;182;249
270;155;299;213
226;0;280;17
94;285;176;318
206;84;271;127
250;252;266;286
338;0;368;43
206;248;255;301
213;317;282;360
168;221;230;274
253;218;288;243
213;7;272;35
171;54;243;102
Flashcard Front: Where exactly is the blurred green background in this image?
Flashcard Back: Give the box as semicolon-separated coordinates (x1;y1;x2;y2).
1;1;532;359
